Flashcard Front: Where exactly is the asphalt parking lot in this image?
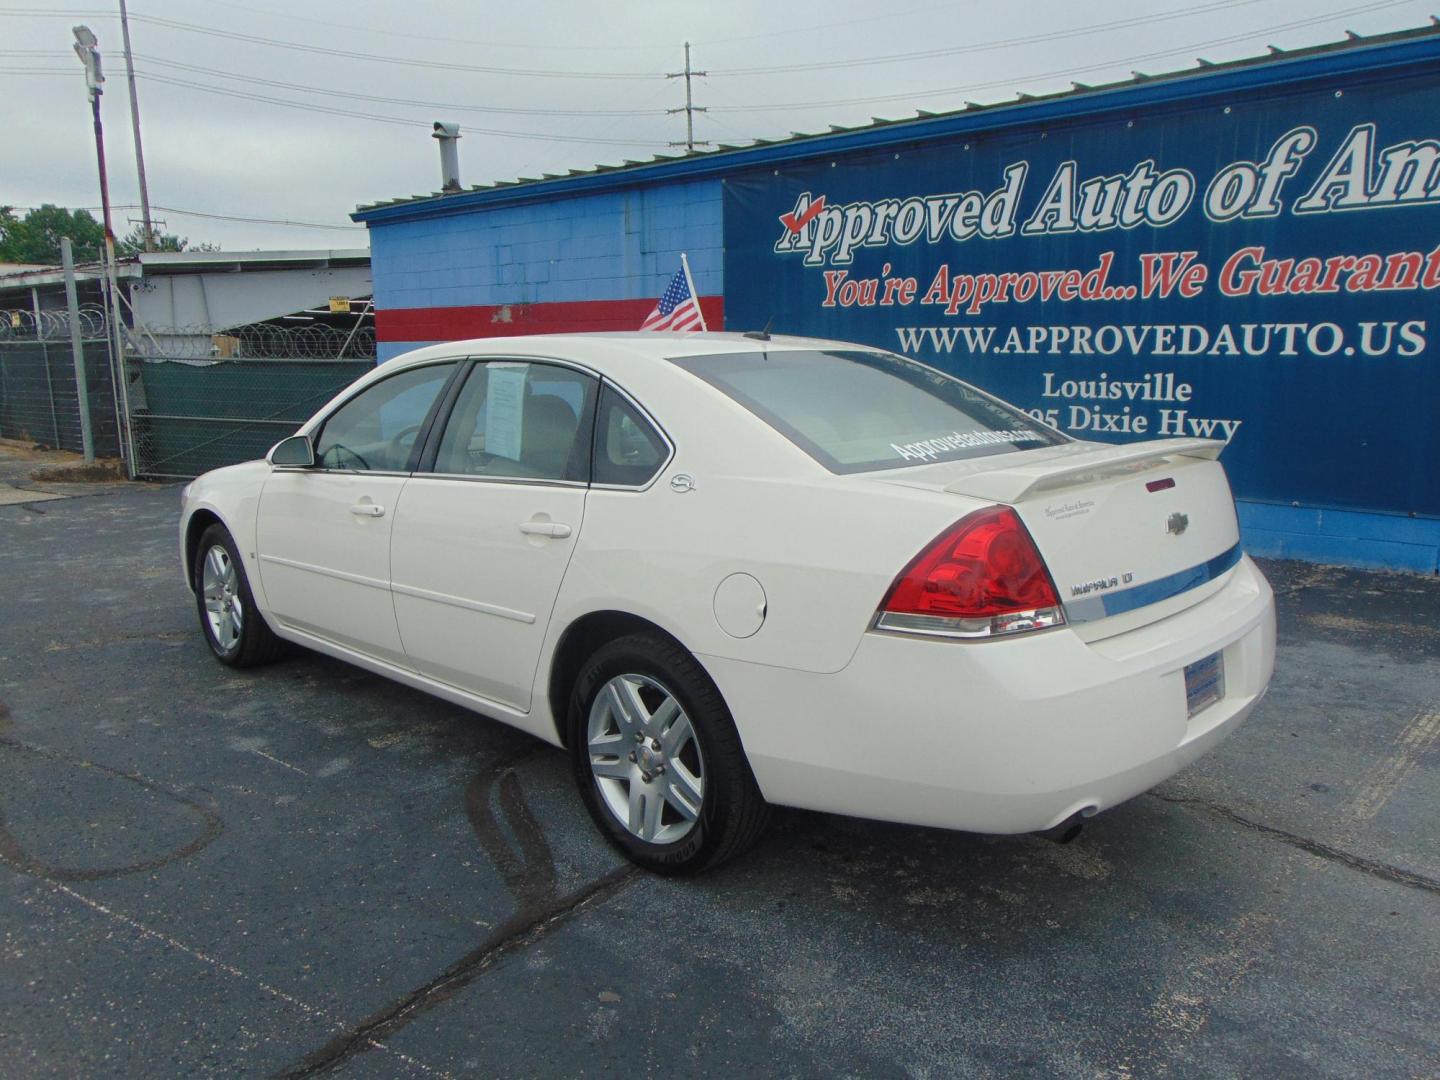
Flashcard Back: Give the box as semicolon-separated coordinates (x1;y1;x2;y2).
1;468;1437;1078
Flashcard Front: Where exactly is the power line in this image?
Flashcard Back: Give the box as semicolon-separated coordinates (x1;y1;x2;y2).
180;0;675;54
133;71;671;145
707;0;1279;76
4;48;676;119
706;1;1424;113
0;7;666;77
130;53;669;118
146;204;364;231
692;0;975;47
13;202;365;231
0;7;112;15
0;51;690;148
115;11;666;80
8;1;1427;170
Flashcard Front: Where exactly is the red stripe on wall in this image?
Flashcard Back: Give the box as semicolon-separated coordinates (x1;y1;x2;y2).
376;296;725;342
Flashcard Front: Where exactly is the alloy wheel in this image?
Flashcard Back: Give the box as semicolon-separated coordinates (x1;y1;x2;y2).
586;673;705;844
201;544;244;651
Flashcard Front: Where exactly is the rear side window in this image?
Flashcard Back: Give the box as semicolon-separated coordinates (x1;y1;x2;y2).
592;384;668;487
671;349;1065;474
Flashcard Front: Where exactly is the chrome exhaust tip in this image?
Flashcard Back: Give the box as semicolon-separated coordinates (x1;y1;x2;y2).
1037;806;1096;844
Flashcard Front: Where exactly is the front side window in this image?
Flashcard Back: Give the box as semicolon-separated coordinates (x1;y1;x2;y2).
314;362;457;472
431;361;598;482
670;349;1065;474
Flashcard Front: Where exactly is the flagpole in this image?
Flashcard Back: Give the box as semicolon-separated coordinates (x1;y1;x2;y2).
679;252;707;331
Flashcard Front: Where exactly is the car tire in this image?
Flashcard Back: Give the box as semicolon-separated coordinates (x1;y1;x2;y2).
568;632;769;875
193;523;285;668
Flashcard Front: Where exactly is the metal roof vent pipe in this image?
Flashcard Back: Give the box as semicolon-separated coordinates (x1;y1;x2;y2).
433;122;462;194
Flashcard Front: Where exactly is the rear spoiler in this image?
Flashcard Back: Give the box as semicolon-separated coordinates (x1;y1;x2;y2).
943;438;1227;504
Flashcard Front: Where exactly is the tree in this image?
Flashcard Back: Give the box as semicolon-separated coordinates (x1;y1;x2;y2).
0;206;218;264
0;205;105;264
117;223;219;256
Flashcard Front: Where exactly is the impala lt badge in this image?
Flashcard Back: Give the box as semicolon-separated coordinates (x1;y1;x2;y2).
1167;512;1190;536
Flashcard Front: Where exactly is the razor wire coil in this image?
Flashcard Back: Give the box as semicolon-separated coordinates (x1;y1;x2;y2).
0;309;375;360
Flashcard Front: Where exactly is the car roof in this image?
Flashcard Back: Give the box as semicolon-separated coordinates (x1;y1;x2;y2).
384;331;874;369
355;332;875;479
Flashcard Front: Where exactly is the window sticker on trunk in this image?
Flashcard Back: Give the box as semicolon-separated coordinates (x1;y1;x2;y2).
1043;499;1095;521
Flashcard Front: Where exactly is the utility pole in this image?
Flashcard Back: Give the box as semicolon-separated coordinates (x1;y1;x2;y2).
61;237;96;463
72;24;134;473
666;42;710;153
117;0;154;251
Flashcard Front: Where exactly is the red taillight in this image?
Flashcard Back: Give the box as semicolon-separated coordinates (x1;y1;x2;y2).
876;506;1065;639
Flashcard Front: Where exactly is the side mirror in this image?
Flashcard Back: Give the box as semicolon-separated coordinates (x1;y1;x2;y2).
268;434;315;468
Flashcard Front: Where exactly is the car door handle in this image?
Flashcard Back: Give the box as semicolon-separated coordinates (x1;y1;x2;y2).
350;503;385;517
518;521;572;538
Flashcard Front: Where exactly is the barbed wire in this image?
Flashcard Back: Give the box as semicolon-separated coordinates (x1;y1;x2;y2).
131;322;376;360
0;304;110;341
0;309;375;359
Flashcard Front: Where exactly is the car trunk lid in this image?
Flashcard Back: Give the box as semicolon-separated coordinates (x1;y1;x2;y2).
877;438;1240;634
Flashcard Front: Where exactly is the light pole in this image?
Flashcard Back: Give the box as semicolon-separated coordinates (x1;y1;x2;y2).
72;28;113;254
72;24;133;473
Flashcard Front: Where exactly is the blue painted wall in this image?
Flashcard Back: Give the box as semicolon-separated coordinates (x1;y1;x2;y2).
1238;502;1437;572
371;178;723;361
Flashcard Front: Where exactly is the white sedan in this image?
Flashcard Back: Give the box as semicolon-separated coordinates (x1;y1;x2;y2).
180;332;1275;873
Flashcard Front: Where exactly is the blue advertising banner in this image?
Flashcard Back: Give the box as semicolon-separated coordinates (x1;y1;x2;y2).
722;65;1440;520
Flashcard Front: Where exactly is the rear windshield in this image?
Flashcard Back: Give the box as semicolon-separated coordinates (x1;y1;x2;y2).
671;348;1065;474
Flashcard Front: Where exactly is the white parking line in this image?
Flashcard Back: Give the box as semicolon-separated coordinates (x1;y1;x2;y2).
0;485;65;506
251;747;310;776
42;879;453;1079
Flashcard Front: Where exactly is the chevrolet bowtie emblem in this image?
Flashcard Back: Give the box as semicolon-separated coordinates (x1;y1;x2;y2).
1167;512;1190;536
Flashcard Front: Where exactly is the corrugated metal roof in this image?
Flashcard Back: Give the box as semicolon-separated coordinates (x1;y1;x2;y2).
0;249;369;294
352;21;1440;224
135;249;370;275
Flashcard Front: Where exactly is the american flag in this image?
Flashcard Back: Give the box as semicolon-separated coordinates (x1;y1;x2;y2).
640;264;705;332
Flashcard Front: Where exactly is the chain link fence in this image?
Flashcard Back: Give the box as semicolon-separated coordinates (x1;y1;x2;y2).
0;304;121;456
126;322;375;479
2;305;375;478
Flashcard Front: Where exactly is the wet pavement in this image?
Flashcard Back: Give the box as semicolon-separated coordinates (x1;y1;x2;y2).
1;476;1436;1078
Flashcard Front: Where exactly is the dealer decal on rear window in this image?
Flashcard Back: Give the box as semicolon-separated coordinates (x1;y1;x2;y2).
891;428;1047;462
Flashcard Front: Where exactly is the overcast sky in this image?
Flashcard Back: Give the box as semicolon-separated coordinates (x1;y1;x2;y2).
4;0;1435;251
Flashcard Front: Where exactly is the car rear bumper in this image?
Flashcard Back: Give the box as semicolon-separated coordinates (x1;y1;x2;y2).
699;554;1275;834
